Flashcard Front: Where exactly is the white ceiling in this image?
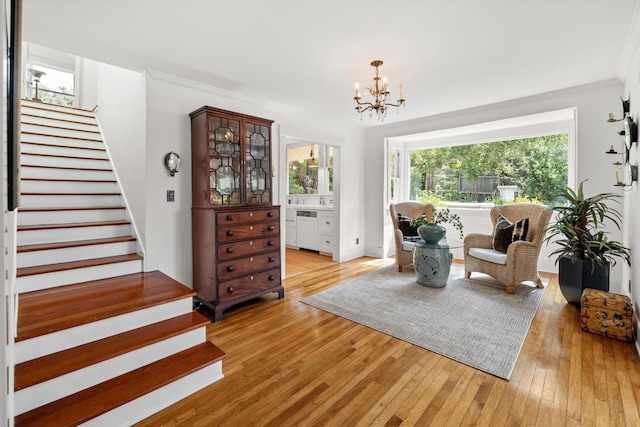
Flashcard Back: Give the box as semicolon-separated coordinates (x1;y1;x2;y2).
22;0;640;128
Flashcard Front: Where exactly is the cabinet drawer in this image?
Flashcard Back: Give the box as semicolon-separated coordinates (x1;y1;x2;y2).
318;212;333;234
217;221;280;242
217;208;279;225
319;233;333;253
218;268;281;303
217;251;280;281
217;236;280;261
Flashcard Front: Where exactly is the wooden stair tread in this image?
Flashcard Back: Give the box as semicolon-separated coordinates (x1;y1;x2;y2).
21;163;112;172
17;270;191;341
21;113;99;127
21;178;117;183
21;121;101;134
15;312;211;390
14;341;225;427
18;219;130;232
18;235;136;253
21;151;109;161
21;140;105;152
21;131;102;142
16;253;142;278
21;192;121;196
19;206;125;212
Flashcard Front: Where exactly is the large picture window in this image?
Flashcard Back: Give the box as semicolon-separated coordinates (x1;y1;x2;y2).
409;134;568;206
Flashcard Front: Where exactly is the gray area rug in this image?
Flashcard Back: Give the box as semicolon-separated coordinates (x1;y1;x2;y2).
300;264;546;380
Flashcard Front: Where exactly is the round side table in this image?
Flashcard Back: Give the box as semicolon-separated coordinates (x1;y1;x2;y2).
413;239;463;287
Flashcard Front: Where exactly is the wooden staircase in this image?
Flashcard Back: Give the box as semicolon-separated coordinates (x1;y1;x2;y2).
13;100;225;426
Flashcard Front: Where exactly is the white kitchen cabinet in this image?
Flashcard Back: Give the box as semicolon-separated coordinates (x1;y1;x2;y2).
318;211;334;255
285;208;296;247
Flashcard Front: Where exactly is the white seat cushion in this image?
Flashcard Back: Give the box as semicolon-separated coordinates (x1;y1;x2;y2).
468;247;508;265
402;241;416;251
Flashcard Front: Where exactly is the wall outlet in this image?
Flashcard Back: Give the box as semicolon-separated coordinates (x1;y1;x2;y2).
167;190;175;202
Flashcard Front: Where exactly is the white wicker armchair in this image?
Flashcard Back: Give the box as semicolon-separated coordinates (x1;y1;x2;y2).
463;204;552;294
390;202;435;272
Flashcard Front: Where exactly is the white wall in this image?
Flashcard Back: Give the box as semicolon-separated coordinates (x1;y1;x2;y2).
364;80;627;291
92;62;147;246
144;73;365;286
622;22;640;353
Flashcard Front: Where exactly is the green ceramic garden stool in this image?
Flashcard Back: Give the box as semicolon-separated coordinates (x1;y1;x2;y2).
413;239;463;287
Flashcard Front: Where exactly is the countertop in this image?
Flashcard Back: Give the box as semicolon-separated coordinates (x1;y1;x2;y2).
286;204;334;211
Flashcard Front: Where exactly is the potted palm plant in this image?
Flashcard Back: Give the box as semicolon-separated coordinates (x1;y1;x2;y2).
544;181;631;305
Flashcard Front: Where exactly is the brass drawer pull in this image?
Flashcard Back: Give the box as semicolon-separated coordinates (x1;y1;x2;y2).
269;257;275;262
268;241;275;246
227;287;234;293
226;215;233;221
227;230;234;237
268;212;274;217
269;275;275;281
227;266;234;272
226;247;233;254
268;225;275;231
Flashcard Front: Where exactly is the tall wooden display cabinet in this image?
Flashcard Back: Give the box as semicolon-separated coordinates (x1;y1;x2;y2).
189;106;283;321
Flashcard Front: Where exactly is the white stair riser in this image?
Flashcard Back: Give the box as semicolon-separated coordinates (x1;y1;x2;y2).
21;134;104;150
14;296;190;364
14;327;206;415
21;180;119;194
16;258;143;295
17;209;127;226
22;116;99;132
21;143;108;159
21;166;115;181
17;241;138;268
21;109;97;125
21;123;101;140
83;362;223;427
20;154;111;170
20;194;123;208
18;224;132;245
22;102;96;119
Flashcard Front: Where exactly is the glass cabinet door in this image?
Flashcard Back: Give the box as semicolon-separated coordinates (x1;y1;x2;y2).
208;116;241;205
245;121;271;204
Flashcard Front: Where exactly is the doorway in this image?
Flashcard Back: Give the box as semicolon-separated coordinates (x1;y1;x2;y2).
279;130;343;278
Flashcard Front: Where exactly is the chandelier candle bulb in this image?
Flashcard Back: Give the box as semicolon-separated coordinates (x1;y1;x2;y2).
616;170;621;183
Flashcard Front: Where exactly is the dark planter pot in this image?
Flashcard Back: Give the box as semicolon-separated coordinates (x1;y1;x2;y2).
558;256;610;306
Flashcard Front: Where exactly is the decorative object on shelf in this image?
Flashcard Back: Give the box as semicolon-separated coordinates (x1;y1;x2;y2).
164;151;181;176
354;60;405;121
606;98;637;187
606;97;630;122
409;208;464;243
614;163;639;188
29;69;46;102
544;180;631;306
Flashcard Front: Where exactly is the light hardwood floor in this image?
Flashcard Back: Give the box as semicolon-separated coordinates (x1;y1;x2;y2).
136;253;640;426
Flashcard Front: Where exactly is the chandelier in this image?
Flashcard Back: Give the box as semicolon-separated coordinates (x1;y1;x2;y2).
354;60;405;121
